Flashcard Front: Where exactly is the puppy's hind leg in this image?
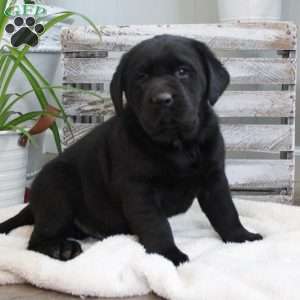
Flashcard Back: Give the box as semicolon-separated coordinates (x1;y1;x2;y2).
28;201;83;261
0;205;33;234
27;162;83;261
28;228;82;261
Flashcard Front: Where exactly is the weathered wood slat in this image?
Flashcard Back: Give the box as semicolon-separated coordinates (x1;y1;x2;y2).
63;123;97;147
227;159;293;190
63;94;111;116
216;91;295;117
223;58;296;84
63;56;296;85
232;195;293;204
223;125;292;152
61;22;297;203
63;90;295;118
61;22;297;51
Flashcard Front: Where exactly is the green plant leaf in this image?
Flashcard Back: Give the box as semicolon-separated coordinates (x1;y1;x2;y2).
0;6;102;153
0;84;106;139
2;49;70;150
14;58;48;109
3;110;46;128
0;110;22;128
0;55;12;93
0;93;16;114
0;110;11;127
0;88;46;119
0;51;8;68
0;53;64;151
40;12;73;33
0;53;8;70
0;45;29;97
0;0;9;41
8;46;72;133
50;122;62;153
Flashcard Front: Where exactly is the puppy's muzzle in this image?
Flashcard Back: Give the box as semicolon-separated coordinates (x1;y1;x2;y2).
145;77;179;108
151;92;174;106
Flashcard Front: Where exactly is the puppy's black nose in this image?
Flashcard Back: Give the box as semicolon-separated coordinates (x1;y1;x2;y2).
152;93;173;106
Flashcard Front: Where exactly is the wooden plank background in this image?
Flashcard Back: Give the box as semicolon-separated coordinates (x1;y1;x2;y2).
222;125;293;153
232;195;293;204
63;56;297;85
61;22;297;51
226;159;293;190
61;22;297;203
63;90;295;118
216;91;295;118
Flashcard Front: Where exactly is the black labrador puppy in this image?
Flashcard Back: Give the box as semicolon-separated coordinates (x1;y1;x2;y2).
0;35;262;266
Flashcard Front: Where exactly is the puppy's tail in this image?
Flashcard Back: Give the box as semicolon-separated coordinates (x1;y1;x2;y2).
0;205;34;234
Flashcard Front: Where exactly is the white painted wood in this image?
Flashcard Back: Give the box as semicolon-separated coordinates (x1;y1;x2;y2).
63;123;97;148
216;91;295;117
232;195;293;204
63;93;111;116
223;58;296;84
226;159;293;190
61;22;297;51
222;124;293;152
63;56;296;85
61;22;297;203
63;90;295;118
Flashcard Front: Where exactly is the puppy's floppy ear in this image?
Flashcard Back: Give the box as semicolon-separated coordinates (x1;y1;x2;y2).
193;41;230;106
110;53;128;115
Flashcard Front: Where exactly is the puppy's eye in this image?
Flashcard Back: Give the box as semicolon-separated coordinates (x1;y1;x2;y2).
175;66;190;79
136;72;149;81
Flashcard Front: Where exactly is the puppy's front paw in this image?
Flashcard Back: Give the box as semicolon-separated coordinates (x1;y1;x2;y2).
162;247;189;266
223;227;263;243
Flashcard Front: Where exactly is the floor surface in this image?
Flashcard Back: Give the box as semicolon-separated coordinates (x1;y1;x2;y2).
0;284;162;299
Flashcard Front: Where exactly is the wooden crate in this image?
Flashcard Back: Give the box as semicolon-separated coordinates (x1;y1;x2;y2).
61;22;297;204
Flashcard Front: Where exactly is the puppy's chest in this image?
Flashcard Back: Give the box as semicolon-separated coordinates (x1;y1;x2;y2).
152;146;207;185
169;146;206;175
151;150;206;216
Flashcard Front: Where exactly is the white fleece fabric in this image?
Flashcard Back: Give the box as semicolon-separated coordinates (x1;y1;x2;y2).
0;199;299;300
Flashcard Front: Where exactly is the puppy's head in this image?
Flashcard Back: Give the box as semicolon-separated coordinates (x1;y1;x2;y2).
110;35;229;145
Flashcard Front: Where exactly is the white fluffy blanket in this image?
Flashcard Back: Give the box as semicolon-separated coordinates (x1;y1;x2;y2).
0;199;300;300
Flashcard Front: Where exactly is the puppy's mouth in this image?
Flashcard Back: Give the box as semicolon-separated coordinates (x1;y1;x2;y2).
147;118;199;144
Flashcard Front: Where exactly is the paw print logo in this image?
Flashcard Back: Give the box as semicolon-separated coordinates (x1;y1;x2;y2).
5;16;44;47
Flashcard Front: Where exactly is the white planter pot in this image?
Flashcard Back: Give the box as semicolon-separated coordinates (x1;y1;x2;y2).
0;131;28;208
218;0;282;22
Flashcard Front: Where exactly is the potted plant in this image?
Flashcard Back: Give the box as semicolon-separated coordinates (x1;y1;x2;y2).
0;0;101;207
217;0;282;22
3;0;75;181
